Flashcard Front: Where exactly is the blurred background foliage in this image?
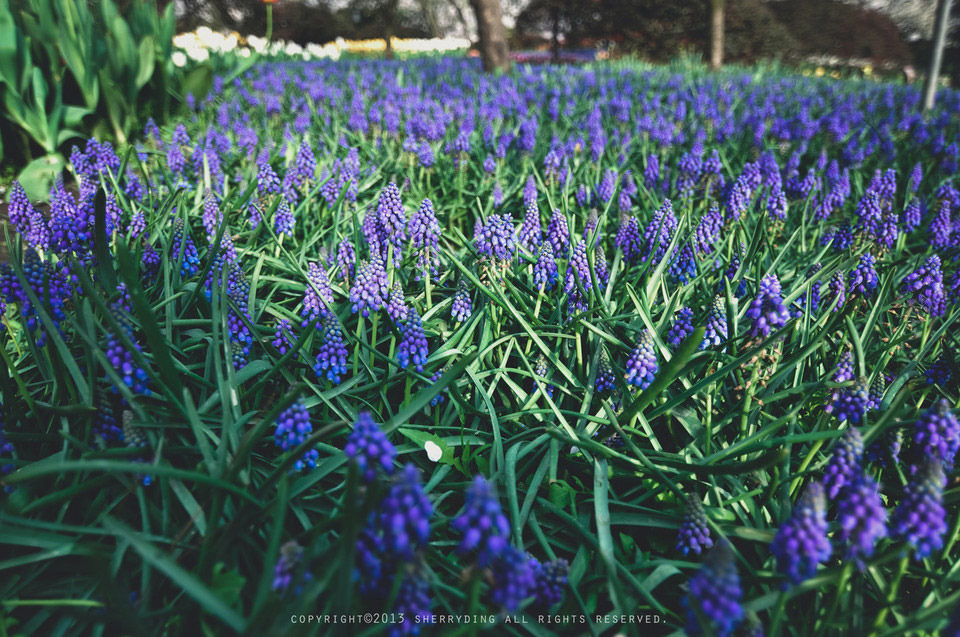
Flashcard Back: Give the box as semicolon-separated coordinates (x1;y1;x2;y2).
0;0;212;199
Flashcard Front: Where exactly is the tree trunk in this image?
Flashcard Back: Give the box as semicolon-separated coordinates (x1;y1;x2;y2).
469;0;510;72
384;0;399;60
551;1;560;63
922;0;953;112
709;0;724;71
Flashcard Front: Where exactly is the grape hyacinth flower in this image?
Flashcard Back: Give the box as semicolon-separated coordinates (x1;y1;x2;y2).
386;283;408;323
823;427;864;500
640;199;678;266
201;191;223;241
344;412;396;482
595;244;609;290
273;541;311;595
533;242;559;290
828;270;846;312
891;459;947;559
676;496;713;556
867;375;886;412
595;349;616;394
518;201;542;252
901;255;946;317
171;217;200;277
835;350;855;383
912;399;959;472
531;559;568;608
274;198;295;238
337;239;357;285
492;181;503;208
105;303;150;395
546;209;570;258
257;154;281;197
7;181;34;237
408;198;440;279
564;239;592;295
380;464;433;560
848;254;879;299
624;330;658;390
925;354;952;387
614;213;642;262
0;404;15;484
273;398;318;472
122;413;152;486
397;307;429;372
837;472;888;566
693;205;723;255
866;427;903;469
701;296;728;350
473;214;516;263
128;212;146;239
534;354;555;400
350;258;389;318
301;262;333;327
391;575;432;636
490;545;536;613
377;182;407;255
523;175;537;208
272;318;296;358
771;482;831;586
669;244;697;285
746;274;790;339
314;315;349;384
825;374;870;424
902;198;922;231
684;540;743;637
668;307;695;347
451;279;472;322
452;475;510;567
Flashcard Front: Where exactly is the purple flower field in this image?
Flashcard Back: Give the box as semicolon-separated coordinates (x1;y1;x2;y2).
1;56;959;635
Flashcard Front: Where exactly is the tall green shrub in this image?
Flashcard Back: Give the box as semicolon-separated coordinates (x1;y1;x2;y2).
0;0;209;199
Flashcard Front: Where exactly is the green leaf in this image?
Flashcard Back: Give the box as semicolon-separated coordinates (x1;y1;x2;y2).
397;428;455;465
210;563;246;607
102;517;246;632
135;35;155;88
16;154;63;201
181;63;213;102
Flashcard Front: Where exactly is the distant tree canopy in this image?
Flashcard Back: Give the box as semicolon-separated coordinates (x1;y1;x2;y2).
515;0;921;66
175;0;431;46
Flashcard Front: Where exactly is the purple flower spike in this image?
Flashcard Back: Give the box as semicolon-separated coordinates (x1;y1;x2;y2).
518;201;543;252
848;254;879;299
273;398;318;472
823;427;864;500
452;475;511;567
913;399;959;472
668;307;695;347
380;464;433;560
837;472;887;567
746;274;790;339
676;496;713;556
451;279;473;322
901;255;946;317
314;315;348;384
771;482;831;586
344;412;396;482
490;546;536;612
546;209;570;258
350;258;389;318
408;198;441;279
624;330;658;389
892;459;947;559
397;307;429;372
684;540;743;637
